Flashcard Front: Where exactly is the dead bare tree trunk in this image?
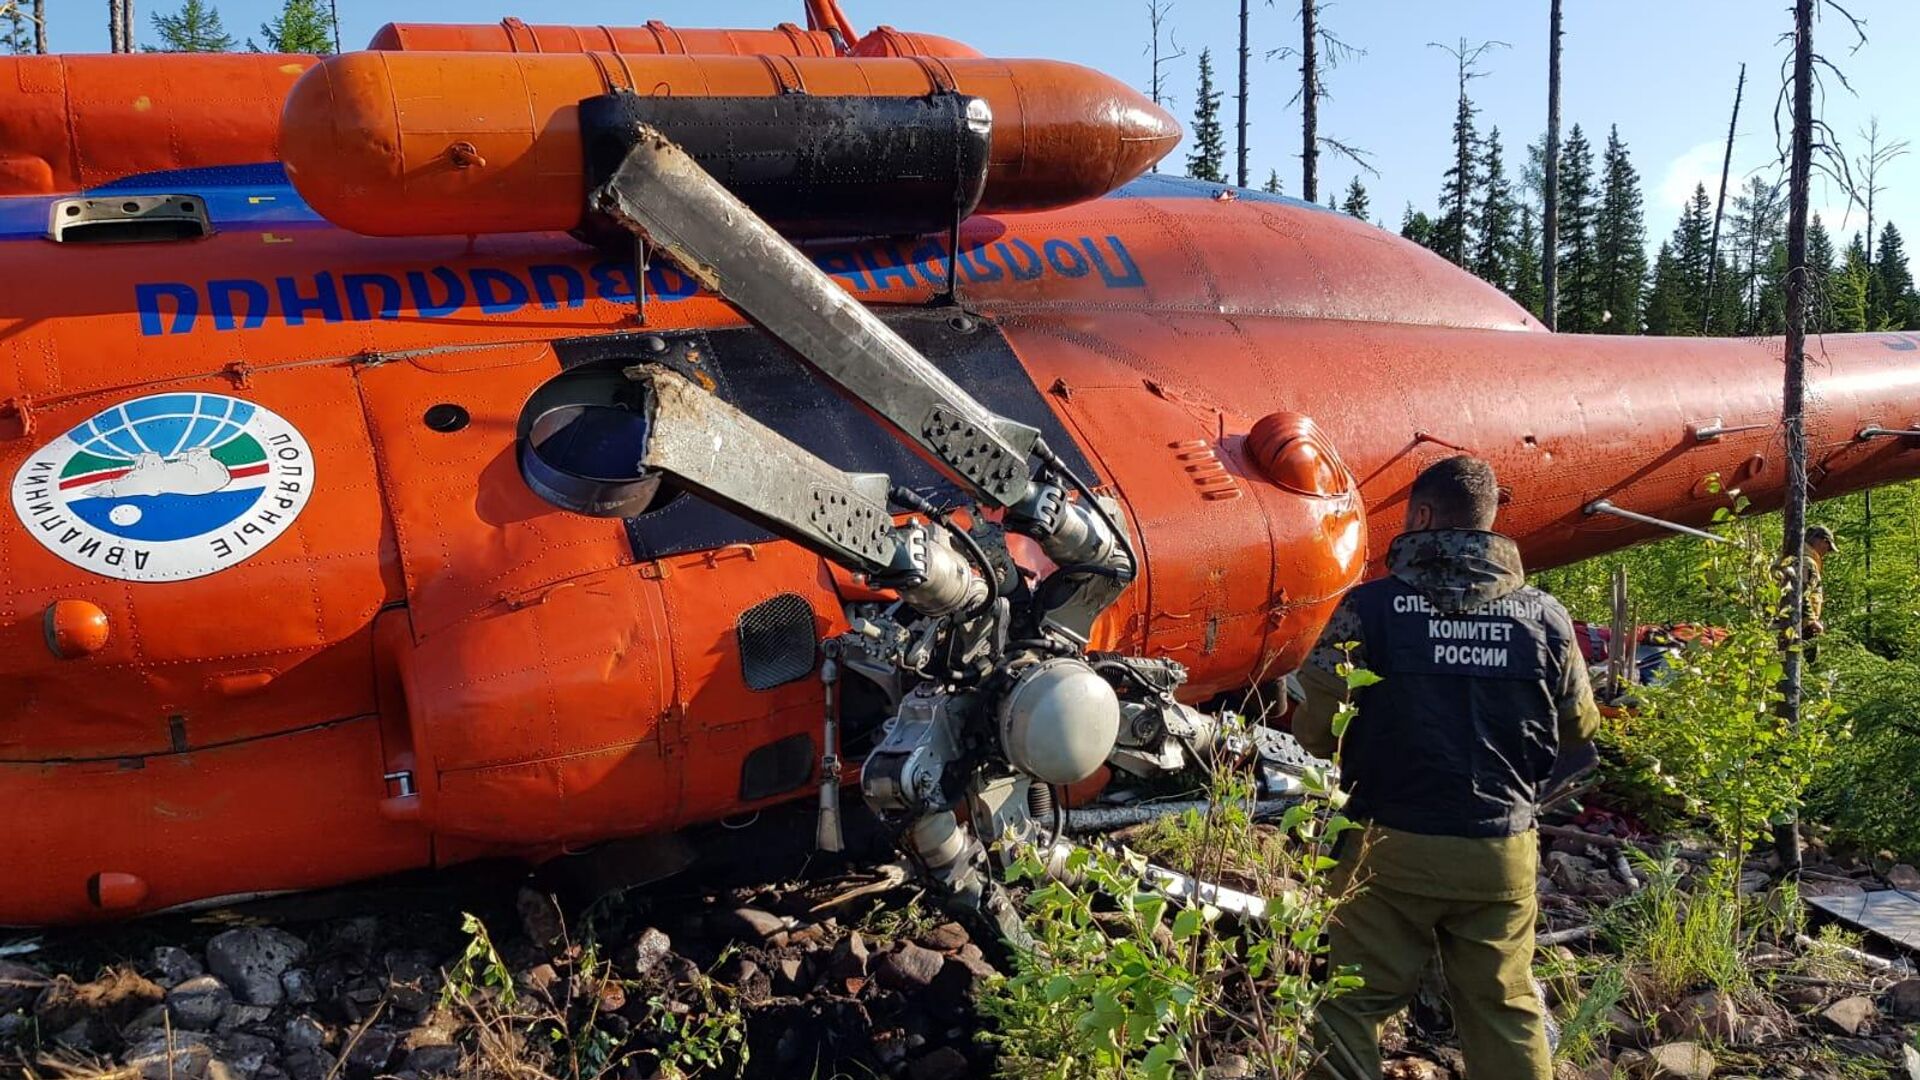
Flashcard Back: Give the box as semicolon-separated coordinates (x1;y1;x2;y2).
107;0;122;51
1236;0;1250;188
1144;0;1185;174
1300;0;1317;202
121;0;133;51
1775;0;1814;877
1542;0;1562;330
31;0;43;52
1857;120;1910;271
1703;64;1745;335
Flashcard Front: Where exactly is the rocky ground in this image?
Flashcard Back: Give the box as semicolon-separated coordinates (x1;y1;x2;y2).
5;808;1920;1080
1;864;1001;1080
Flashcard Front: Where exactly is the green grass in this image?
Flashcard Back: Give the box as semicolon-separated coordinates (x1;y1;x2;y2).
1550;964;1628;1067
1599;855;1746;1003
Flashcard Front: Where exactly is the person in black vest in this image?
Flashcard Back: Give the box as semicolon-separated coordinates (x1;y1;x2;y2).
1297;455;1600;1080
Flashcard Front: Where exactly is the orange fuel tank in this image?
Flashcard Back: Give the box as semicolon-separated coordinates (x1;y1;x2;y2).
0;53;316;197
366;18;982;59
366;19;844;56
278;51;1180;238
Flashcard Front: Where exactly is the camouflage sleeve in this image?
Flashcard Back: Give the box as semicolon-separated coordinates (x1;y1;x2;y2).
1556;622;1602;749
1296;595;1365;759
1805;560;1825;638
1305;594;1365;677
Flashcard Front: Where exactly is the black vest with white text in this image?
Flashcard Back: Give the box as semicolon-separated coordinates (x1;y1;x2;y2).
1340;576;1574;838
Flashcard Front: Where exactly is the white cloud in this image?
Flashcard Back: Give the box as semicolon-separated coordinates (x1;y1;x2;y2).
1654;140;1726;218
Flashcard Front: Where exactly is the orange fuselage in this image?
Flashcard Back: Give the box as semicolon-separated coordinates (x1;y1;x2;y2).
4;46;1919;926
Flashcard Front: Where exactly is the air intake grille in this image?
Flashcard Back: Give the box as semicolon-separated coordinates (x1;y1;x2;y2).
737;593;816;690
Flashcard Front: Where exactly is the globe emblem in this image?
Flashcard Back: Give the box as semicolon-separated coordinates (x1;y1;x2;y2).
56;393;272;542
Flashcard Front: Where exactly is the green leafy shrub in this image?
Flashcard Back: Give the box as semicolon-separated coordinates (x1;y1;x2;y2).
1807;642;1920;858
984;661;1371;1078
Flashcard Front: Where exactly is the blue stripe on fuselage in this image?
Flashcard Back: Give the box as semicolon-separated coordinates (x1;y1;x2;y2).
0;163;324;241
0;165;1336;243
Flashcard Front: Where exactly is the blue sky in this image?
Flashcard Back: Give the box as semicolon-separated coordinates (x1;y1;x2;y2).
50;0;1920;250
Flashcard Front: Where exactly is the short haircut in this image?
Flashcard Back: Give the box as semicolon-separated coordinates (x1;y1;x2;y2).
1410;455;1500;530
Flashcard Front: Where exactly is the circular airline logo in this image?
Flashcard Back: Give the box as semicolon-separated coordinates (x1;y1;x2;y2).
10;392;314;582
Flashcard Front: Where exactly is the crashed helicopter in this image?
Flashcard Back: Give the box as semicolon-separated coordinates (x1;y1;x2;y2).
4;1;1920;929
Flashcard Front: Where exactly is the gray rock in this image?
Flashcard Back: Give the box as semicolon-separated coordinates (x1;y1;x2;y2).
167;975;235;1031
207;928;308;1007
221;1032;279;1079
282;1014;331;1053
122;1002;170;1038
827;931;871;984
625;927;673;976
0;960;46;1014
279;968;316;1007
717;957;764;1000
218;1004;275;1034
906;1046;970;1080
516;887;567;951
126;1030;214;1080
518;962;560;1003
150;946;205;989
932;953;999;1003
1637;1042;1714;1080
874;942;945;994
1820;995;1876;1036
384;953;436;1014
0;1012;32;1044
52;1017;105;1053
921;922;970;952
1657;989;1737;1043
1887;977;1920;1020
283;1048;337;1080
406;1044;463;1075
711;907;788;941
773;956;807;993
1545;851;1597;891
1889;863;1920;890
344;1025;401;1072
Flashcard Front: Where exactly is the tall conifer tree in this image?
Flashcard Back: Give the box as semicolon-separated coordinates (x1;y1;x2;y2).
1185;49;1227;183
1594;126;1646;333
1555;124;1602;331
1833;233;1872;332
1644;243;1690;335
1400;205;1435;249
1873;223;1917;330
1805;213;1836;332
1471;127;1517;292
252;0;330;51
1432;81;1479;267
1729;175;1785;333
1667;185;1715;332
1511;205;1545;318
150;0;233;50
1341;177;1370;220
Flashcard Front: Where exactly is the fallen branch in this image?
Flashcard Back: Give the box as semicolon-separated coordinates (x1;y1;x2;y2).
1538;824;1713;863
1610;850;1643;891
807;863;912;914
1536;925;1596;947
1795;933;1911;975
1066;798;1296;833
1770;972;1880;992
